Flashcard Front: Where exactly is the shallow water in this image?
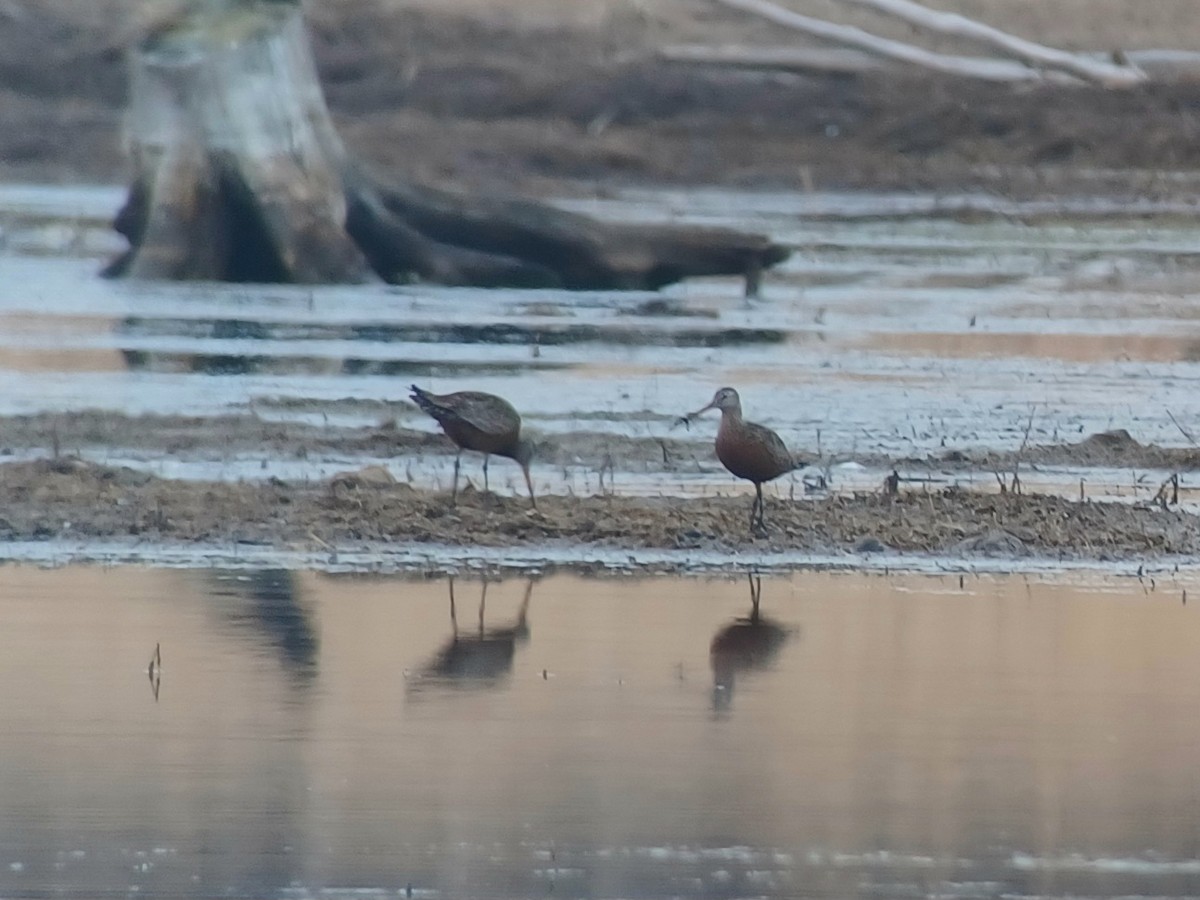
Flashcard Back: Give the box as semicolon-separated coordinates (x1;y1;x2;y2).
2;566;1200;899
3;184;1200;513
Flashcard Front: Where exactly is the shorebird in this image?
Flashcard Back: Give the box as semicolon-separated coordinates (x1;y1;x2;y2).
680;386;800;532
410;385;536;508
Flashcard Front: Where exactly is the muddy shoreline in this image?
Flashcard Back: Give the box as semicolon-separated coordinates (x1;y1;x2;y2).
3;423;1198;569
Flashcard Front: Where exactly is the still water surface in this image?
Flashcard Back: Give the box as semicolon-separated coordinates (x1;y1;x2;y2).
2;567;1199;899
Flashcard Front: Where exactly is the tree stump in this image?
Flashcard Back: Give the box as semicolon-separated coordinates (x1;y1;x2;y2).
105;0;788;291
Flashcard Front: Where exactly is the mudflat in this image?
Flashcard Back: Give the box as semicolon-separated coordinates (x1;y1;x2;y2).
0;413;1195;567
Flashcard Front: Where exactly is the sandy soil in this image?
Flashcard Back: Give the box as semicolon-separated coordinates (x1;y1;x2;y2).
1;414;1197;563
3;0;1200;194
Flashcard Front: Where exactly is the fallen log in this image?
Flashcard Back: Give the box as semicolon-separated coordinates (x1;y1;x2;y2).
839;0;1146;87
104;0;787;292
657;43;1074;83
659;43;1200;85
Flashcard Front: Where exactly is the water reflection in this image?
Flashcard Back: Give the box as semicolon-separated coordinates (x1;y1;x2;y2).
203;569;319;686
709;574;794;712
408;576;533;691
2;568;1200;899
113;314;781;379
147;641;162;701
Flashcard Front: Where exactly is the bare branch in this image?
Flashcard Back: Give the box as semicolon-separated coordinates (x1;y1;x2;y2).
1009;404;1038;497
708;0;1072;83
839;0;1146;87
1167;409;1197;446
658;43;1070;82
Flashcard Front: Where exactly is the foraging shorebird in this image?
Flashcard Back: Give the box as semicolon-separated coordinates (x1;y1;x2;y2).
680;386;801;532
410;385;536;508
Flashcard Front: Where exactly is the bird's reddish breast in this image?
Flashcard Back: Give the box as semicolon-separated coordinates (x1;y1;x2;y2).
715;418;793;483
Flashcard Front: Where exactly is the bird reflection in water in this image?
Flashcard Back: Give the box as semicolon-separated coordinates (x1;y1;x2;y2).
710;574;794;713
409;576;533;692
207;569;319;687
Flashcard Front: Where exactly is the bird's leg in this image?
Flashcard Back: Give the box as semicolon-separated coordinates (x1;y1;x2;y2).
753;483;767;534
451;450;462;506
482;454;490;494
448;576;458;639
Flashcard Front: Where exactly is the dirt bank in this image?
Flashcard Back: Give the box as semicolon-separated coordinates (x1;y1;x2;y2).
1;450;1195;564
3;412;1197;565
3;1;1200;194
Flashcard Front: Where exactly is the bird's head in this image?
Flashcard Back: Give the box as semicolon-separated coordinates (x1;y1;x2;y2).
688;386;742;419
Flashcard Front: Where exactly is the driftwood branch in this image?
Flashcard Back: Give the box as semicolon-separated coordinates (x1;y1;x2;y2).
107;0;788;290
658;43;1068;82
839;0;1146;87
706;0;1148;87
661;43;1200;83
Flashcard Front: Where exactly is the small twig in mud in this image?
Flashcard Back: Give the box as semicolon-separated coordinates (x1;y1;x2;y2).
1167;409;1197;446
1010;404;1038;496
147;642;162;702
658;439;672;466
598;452;615;495
1152;473;1180;511
152;498;167;530
883;470;900;496
802;468;828;493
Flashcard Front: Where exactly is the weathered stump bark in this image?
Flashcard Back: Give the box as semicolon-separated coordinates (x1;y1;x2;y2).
106;0;788;291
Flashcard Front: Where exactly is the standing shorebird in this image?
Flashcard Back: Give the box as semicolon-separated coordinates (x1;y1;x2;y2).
680;386;800;532
410;385;536;508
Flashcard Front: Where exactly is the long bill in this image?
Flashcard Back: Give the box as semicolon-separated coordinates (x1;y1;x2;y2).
522;464;537;510
677;400;717;429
